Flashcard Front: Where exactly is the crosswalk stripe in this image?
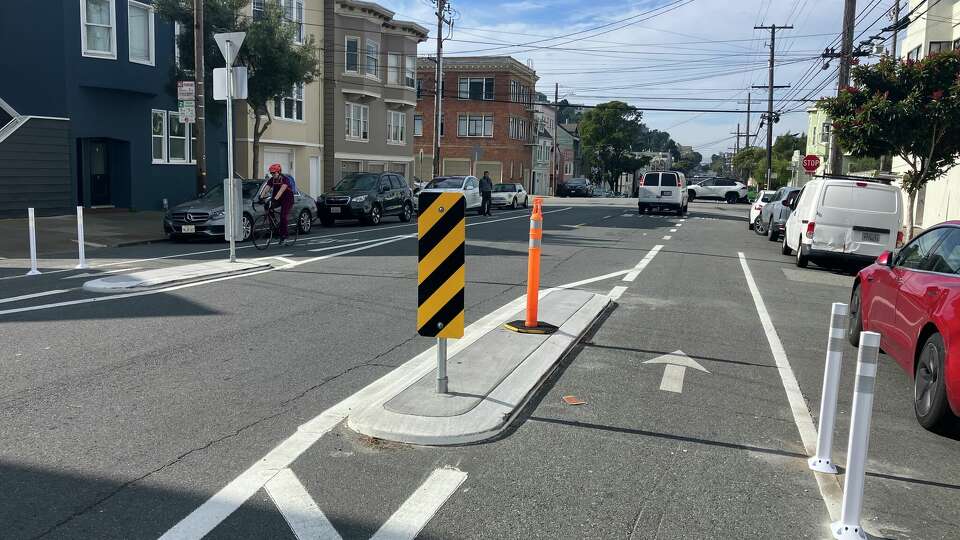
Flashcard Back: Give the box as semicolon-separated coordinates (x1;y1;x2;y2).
265;469;342;540
370;468;467;540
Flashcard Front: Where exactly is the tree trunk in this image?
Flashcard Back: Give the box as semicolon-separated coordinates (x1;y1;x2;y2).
907;190;917;241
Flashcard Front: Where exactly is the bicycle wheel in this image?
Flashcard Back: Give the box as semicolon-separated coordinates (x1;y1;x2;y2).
285;218;299;247
252;214;273;250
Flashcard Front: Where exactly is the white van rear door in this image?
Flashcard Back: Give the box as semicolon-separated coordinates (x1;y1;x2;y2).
638;173;660;203
815;183;900;256
659;172;682;204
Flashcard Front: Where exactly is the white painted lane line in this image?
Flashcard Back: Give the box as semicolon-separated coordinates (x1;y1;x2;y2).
265;469;342;540
623;245;663;282
62;267;143;280
602;215;612;219
608;285;628;301
370;468;467;540
555;269;631;289
662;235;672;240
72;239;108;248
670;228;677;232
737;252;844;524
0;289;72;305
308;235;406;252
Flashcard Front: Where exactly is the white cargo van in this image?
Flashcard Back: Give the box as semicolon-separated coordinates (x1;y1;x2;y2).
781;179;903;267
637;171;688;215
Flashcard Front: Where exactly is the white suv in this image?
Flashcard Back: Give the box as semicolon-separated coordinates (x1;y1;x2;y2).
687;177;748;204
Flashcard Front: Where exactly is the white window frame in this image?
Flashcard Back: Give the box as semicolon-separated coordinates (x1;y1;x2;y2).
152;109;167;163
458;114;493;137
173;21;182;68
345;36;360;74
906;45;921;61
168;112;188;163
80;0;117;60
387;111;406;145
387;53;401;85
252;0;265;18
564;162;573;175
365;40;380;79
405;55;416;88
127;0;155;66
414;114;423;137
281;0;304;44
274;83;304;122
345;102;369;141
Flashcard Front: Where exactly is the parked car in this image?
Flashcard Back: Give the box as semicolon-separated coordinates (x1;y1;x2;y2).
849;223;960;430
164;180;316;242
557;178;592;197
748;190;777;231
757;186;801;240
686;177;748;204
317;172;414;226
418;176;483;214
637;170;688;215
781;179;903;268
491;183;528;208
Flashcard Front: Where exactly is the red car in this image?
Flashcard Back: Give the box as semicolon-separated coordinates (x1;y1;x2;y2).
849;222;960;430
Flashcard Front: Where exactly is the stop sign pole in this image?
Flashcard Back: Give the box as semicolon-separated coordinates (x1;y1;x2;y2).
803;154;821;175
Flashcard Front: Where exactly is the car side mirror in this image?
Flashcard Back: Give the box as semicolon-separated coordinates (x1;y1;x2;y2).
380;185;389;193
877;250;895;267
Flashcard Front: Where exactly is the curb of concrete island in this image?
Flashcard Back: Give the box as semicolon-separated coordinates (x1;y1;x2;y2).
82;260;272;293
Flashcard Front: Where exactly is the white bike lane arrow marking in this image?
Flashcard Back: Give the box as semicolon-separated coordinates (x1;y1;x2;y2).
643;350;709;393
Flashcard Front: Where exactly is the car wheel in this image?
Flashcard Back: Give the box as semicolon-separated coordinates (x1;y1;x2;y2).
688;190;696;202
725;192;739;204
753;216;764;234
365;205;382;225
523;196;528;208
241;213;253;242
399;202;413;222
796;239;809;268
768;219;779;242
915;332;953;430
781;232;793;256
848;283;863;347
676;205;683;216
297;209;312;234
512;197;519;209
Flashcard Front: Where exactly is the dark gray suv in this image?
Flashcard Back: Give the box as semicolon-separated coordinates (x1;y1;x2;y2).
317;172;414;226
756;186;800;241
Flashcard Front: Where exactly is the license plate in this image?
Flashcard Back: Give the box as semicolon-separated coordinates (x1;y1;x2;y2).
330;207;341;214
661;190;672;196
180;225;195;233
861;231;881;243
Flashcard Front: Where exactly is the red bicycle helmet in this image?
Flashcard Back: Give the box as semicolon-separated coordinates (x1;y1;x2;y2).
268;163;282;174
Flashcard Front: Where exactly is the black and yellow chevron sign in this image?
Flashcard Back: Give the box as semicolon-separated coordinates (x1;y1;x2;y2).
417;191;465;338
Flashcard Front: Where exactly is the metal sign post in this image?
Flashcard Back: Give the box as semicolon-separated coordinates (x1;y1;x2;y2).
213;32;245;263
417;191;466;394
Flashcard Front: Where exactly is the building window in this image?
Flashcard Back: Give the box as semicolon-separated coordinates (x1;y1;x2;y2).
458;114;493;137
414;114;423;137
509;117;527;140
821;122;831;144
906;45;921;61
173;21;183;68
416;78;424;99
564;162;573;175
387;53;401;85
168;112;187;162
955;38;960;51
365;40;379;78
459;77;494;100
929;41;952;55
128;1;155;65
280;0;304;44
345;102;369;141
405;56;416;88
345;37;359;73
152;110;166;162
81;0;117;59
274;83;304;121
252;0;264;19
387;111;406;144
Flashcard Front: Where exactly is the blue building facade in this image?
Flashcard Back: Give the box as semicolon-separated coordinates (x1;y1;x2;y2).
0;0;227;216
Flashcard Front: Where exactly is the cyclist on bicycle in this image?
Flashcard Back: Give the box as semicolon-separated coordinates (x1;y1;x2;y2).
258;163;295;244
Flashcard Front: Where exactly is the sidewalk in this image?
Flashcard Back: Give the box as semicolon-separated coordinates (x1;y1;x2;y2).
0;209;167;259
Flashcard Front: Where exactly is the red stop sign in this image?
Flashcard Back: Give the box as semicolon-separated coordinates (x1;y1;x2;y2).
802;154;821;173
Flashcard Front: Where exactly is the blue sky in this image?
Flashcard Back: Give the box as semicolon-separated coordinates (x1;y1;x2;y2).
384;0;898;161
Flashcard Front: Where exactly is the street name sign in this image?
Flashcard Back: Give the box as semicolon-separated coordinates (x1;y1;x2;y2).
417;192;465;338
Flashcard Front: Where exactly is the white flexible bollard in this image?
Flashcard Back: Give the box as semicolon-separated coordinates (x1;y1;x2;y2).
809;302;848;474
26;207;41;276
75;206;88;269
832;331;881;540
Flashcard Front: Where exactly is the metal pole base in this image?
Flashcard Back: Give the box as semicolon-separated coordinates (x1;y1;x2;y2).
437;376;448;394
832;521;867;540
808;456;838;475
75;263;88;270
25;269;41;276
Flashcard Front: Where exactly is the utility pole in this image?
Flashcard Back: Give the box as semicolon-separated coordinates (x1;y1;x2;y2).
193;0;207;193
827;0;856;176
731;124;741;154
553;82;559;192
432;0;451;179
890;0;900;58
745;93;751;147
754;24;792;190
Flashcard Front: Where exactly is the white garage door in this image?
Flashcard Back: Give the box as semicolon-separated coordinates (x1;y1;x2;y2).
263;149;294;179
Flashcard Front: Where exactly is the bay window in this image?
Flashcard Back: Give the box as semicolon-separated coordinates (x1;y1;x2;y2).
387;111;406;144
345;102;369;141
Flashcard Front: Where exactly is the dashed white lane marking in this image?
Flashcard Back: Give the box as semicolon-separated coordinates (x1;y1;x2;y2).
0;289;72;304
308;236;404;252
608;285;628;301
662;235;672;240
265;469;341;540
623;245;663;282
670;228;677;232
737;252;845;526
370;468;468;540
602;215;612;219
71;239;108;248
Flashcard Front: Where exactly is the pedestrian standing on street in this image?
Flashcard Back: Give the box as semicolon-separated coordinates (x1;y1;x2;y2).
480;171;494;216
259;163;295;244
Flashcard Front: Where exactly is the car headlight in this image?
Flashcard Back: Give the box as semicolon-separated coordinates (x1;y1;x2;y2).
351;195;368;203
210;209;225;219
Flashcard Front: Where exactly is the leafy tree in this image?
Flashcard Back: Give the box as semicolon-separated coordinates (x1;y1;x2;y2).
732;147;765;181
579;101;646;190
557;99;583;124
710;153;729;175
819;52;960;236
675;151;703;174
156;0;321;177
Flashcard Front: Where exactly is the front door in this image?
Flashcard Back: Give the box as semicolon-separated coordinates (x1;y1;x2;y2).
90;141;111;206
309;156;320;197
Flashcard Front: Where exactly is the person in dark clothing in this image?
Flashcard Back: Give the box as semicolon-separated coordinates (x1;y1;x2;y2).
260;163;295;244
479;171;494;216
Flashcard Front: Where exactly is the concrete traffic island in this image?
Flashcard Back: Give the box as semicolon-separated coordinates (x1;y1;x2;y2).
82;260;272;293
348;288;610;445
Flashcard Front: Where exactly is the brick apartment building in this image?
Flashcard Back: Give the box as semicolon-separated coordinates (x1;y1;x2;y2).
413;56;538;188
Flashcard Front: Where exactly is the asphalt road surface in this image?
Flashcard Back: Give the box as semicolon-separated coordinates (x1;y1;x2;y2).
1;198;957;539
